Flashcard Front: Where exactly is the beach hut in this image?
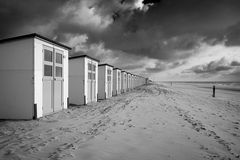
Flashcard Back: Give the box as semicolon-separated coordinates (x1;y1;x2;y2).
127;72;132;91
69;55;99;105
98;64;113;99
0;33;70;119
130;74;134;89
132;75;136;88
113;68;122;96
121;71;127;93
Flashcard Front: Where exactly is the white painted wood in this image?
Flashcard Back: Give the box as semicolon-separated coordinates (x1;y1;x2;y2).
121;71;127;93
98;65;113;99
34;38;69;118
0;39;34;119
113;69;121;96
127;73;131;91
0;36;69;119
69;57;98;105
69;58;85;105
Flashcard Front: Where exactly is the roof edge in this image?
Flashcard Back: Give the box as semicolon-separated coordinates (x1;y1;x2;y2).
113;68;122;70
98;63;114;68
0;33;71;50
69;55;100;62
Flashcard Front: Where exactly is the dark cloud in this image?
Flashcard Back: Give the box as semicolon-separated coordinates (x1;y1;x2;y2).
231;61;240;66
1;0;240;78
188;58;233;74
84;0;240;61
225;22;240;46
143;0;162;5
0;0;69;38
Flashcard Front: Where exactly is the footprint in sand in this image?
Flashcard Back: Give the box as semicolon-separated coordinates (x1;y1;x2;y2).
49;143;76;159
231;133;240;137
232;121;239;125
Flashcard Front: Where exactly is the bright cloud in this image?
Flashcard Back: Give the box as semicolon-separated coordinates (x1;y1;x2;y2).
150;40;240;81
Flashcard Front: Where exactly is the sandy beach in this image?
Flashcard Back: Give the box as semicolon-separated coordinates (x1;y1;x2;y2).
0;83;240;160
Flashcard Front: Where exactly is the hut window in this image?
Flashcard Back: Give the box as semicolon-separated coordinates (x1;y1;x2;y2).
44;49;53;62
92;73;96;80
56;67;62;77
88;63;92;70
44;65;53;77
107;69;111;75
92;65;96;71
88;73;92;80
56;53;62;64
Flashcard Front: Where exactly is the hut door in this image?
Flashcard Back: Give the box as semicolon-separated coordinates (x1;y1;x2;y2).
87;61;96;103
91;63;96;101
117;71;121;93
43;46;63;115
43;46;54;115
53;50;64;111
107;69;112;98
87;62;91;103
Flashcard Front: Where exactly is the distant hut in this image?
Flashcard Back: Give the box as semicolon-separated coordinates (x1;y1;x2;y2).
113;68;122;96
121;71;127;93
127;72;132;91
98;64;113;99
69;55;99;105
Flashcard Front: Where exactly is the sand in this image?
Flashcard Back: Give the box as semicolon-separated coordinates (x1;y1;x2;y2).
0;83;240;160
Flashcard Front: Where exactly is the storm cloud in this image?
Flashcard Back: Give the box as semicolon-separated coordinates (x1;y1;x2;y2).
1;0;240;80
188;58;234;74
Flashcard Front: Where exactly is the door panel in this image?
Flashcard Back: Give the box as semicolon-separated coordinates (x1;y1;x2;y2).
87;80;91;103
43;80;53;115
108;82;111;97
54;80;63;111
92;81;96;101
54;49;64;110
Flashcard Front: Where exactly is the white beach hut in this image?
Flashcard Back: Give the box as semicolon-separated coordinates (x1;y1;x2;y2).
0;33;70;119
69;55;99;105
98;64;113;99
121;71;127;93
127;72;132;91
132;74;136;88
130;74;134;89
113;68;122;96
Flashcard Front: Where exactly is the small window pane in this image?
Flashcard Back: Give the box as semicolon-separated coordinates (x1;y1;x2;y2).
44;50;53;62
88;72;92;80
88;63;92;71
92;65;96;71
56;53;62;64
107;69;111;75
107;76;111;81
92;73;95;80
56;67;62;77
44;65;52;77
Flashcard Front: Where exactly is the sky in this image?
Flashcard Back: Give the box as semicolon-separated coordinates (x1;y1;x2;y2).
0;0;240;81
